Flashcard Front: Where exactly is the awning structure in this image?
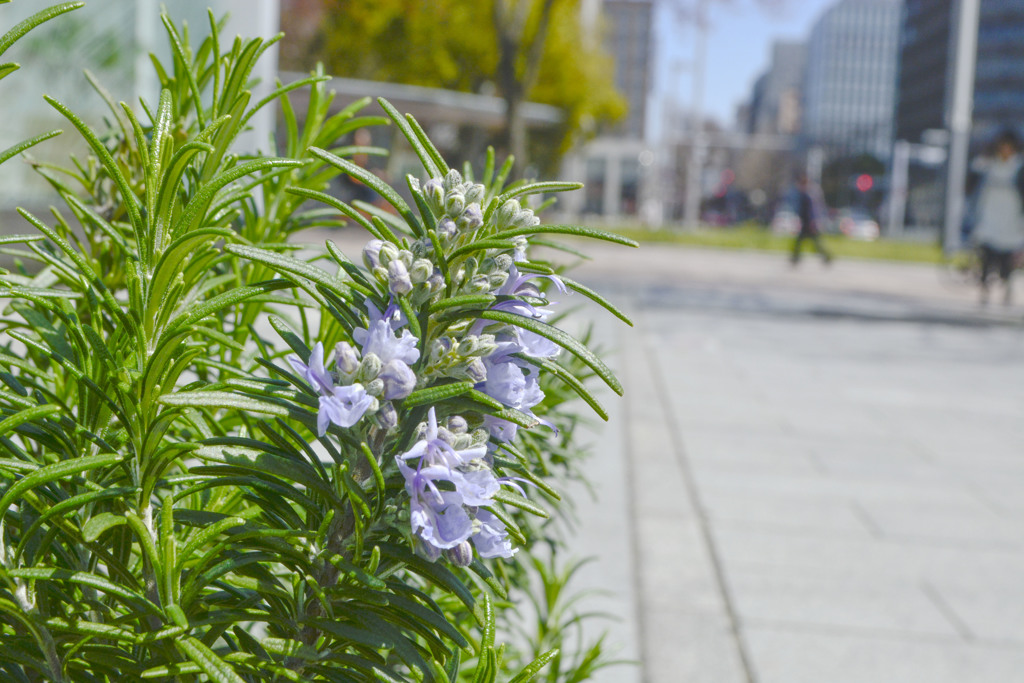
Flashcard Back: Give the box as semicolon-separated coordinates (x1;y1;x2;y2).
280;72;564;130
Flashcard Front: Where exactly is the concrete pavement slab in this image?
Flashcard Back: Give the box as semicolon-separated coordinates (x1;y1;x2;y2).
743;627;1024;683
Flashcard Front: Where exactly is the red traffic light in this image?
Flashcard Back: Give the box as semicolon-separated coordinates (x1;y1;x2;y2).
856;174;873;192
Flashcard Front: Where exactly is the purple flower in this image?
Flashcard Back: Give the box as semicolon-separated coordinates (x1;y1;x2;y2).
483;415;520;442
472;508;516;559
497;265;566;299
397;408;522;560
399;407;486;469
449;467;500;506
398;458;474;550
479;357;544;414
287;342;334;394
354;301;420;365
318;385;374;436
287;342;374;435
479;357;526;408
477;356;549;442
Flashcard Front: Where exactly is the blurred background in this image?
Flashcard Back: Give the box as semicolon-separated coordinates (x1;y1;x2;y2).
4;0;1020;250
5;1;1024;681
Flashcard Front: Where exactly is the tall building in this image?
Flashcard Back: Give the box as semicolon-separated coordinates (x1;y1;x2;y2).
897;0;1024;144
747;41;806;136
559;0;655;220
802;0;902;157
602;0;653;140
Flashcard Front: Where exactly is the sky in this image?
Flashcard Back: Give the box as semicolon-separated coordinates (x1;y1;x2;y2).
651;0;838;138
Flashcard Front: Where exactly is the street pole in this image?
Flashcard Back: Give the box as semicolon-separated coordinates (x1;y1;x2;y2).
943;0;980;254
683;0;707;230
887;140;910;238
807;146;824;187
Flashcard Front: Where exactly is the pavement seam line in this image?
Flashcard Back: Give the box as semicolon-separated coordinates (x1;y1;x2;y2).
920;580;975;642
621;313;652;683
639;314;759;683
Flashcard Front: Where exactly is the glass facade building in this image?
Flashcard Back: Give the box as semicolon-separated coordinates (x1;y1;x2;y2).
897;0;1024;144
747;41;806;136
802;0;902;158
603;0;653;140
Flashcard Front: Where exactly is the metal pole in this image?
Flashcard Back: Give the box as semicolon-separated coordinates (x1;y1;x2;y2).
683;0;707;230
807;146;824;187
887;140;910;238
943;0;980;253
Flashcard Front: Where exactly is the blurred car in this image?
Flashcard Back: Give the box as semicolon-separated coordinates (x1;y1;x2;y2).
771;210;800;235
838;211;880;241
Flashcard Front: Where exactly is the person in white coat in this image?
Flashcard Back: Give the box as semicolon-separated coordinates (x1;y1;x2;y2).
971;129;1024;305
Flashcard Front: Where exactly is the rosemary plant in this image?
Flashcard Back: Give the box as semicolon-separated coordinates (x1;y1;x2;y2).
0;5;635;681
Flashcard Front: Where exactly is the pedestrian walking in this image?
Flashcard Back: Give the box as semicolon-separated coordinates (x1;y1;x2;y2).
790;172;833;266
970;128;1024;305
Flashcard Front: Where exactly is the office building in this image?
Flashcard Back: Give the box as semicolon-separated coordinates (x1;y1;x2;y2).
897;0;1024;144
802;0;902;157
603;0;654;140
747;41;806;136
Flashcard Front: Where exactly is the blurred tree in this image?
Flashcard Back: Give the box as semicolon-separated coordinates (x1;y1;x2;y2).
285;0;625;173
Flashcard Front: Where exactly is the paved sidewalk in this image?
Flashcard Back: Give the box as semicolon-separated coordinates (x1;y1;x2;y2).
568;241;1024;327
568;242;1024;682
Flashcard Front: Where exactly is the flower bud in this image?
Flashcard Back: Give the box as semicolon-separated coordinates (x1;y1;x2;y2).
416;538;443;562
334;341;361;376
379;359;417;399
444;541;473;567
457;337;478;356
436;216;457;239
488;273;508;290
376;401;398;430
409;258;433;285
465;183;485;205
442;168;463;192
427;271;445;292
423;178;445;214
444;191;465;217
512;236;529;261
357;353;383;382
388;260;413;295
496;199;520;228
365;378;384;396
379;242;400;266
493;254;513;272
436;426;456;446
447;415;469;433
362;239;385;270
457;203;483;230
514;208;539;228
468;274;490;294
474;335;498;357
465;358;487;383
